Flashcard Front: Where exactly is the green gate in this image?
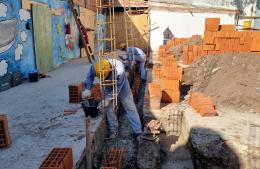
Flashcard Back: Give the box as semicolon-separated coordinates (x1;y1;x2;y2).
32;5;54;73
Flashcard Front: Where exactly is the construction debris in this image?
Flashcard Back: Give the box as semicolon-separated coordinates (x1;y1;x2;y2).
145;119;162;135
137;139;160;169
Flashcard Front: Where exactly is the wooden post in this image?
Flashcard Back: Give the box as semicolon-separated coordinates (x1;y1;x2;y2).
85;117;92;169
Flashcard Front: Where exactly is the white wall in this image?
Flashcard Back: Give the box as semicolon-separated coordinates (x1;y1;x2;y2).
150;10;235;51
149;0;237;9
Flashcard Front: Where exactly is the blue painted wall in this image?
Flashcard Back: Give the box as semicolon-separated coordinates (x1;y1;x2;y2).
0;0;81;79
0;0;35;79
94;13;107;52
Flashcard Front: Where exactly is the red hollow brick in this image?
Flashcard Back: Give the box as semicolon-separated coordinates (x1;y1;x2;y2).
162;80;179;91
69;83;83;103
39;147;73;169
205;18;220;31
161;90;180;103
0;115;11;148
102;148;124;169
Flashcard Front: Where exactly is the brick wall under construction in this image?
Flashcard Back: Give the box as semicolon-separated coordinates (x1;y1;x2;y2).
159;17;260;65
114;11;148;51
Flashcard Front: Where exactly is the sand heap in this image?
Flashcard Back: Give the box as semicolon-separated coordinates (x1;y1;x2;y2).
183;52;260;113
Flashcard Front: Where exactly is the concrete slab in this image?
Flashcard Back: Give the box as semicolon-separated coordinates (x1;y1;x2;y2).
0;58;103;169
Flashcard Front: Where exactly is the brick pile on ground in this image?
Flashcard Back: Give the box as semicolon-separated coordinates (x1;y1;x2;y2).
167;35;203;60
183;52;260;113
189;92;217;117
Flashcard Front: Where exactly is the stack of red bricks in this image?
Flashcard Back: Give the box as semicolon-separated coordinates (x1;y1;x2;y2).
161;79;180;103
39;147;73;169
0;115;11;148
150;53;183;106
182;18;260;64
189;92;217;117
101;148;124;169
183;44;207;64
148;83;161;109
68;82;84;103
165;37;188;50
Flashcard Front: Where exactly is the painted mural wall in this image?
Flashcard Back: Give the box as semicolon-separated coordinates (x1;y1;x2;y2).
0;0;35;79
0;0;81;79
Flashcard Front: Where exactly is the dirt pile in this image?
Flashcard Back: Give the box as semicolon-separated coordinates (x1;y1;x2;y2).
183;53;260;113
168;36;203;60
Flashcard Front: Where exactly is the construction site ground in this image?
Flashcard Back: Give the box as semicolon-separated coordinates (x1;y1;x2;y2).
1;54;259;169
146;53;260;168
0;58;101;169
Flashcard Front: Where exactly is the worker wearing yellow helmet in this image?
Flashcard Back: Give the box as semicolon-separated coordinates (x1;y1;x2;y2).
82;58;142;141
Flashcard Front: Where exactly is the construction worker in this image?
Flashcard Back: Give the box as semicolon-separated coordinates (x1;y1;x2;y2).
119;43;147;82
81;58;142;141
163;26;173;44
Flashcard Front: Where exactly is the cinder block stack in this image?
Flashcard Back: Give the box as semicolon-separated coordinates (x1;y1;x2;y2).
68;83;84;103
39;147;73;169
0;115;11;148
102;148;124;169
189;92;217;117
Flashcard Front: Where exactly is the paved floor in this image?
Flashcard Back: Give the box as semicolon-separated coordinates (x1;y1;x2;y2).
0;58;101;169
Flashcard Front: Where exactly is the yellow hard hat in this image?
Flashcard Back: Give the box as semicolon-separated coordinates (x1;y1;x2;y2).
94;59;111;81
119;43;127;50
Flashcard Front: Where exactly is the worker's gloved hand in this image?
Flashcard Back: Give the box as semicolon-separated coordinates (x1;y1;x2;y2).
82;89;91;99
97;99;110;110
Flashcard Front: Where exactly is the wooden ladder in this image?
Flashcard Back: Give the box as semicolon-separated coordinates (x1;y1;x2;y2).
68;0;95;63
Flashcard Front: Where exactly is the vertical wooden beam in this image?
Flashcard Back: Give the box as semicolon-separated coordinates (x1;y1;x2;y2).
85;117;92;169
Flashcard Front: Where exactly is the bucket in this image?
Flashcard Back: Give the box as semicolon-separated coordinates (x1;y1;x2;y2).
243;20;252;29
81;99;99;118
28;70;39;82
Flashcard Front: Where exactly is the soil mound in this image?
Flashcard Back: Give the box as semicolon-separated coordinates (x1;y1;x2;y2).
183;53;260;113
